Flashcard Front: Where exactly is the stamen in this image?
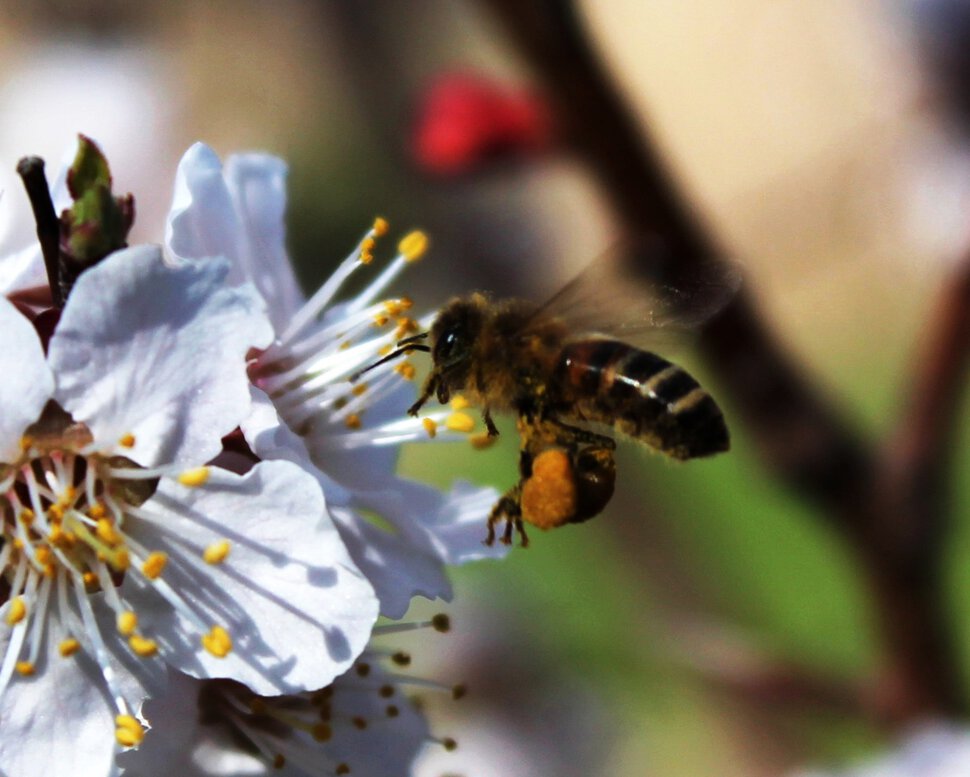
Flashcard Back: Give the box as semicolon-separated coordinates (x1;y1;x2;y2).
177;467;211;487
445;412;475;433
203;540;231;565
202;625;233;657
398;231;429;262
115;714;146;747
141;551;168;579
59;638;81;657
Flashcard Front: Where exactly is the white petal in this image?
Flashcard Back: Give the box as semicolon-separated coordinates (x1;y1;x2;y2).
166;144;243;270
0;296;53;461
241;386;352;507
330;505;451;620
223;153;304;327
0;601;154;777
166;144;303;330
49;245;273;467
118;670;265;777
336;480;503;618
122;461;378;696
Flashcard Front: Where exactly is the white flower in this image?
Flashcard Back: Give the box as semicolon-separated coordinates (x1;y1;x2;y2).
166;143;504;619
0;245;377;777
792;724;970;777
119;649;437;777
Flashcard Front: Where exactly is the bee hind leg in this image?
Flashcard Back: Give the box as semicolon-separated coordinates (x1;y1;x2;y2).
486;484;526;547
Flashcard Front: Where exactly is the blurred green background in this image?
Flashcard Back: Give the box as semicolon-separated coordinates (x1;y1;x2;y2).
1;1;968;774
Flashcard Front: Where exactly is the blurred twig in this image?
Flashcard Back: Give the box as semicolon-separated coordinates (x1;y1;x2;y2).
482;0;970;722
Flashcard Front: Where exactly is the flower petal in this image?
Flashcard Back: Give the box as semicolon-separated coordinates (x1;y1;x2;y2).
241;386;351;507
0;296;53;461
166;143;303;330
336;480;502;619
0;598;154;777
330;505;452;620
48;245;273;467
121;461;378;695
223;153;305;326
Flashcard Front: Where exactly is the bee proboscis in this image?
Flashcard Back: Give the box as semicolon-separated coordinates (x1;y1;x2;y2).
353;241;739;546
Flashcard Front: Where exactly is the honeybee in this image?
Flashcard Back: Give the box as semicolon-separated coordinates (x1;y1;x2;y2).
355;240;739;546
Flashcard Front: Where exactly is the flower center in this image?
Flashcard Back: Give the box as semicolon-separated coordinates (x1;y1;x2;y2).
1;403;158;613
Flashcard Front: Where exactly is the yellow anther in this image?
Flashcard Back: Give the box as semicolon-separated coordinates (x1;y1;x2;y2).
20;435;33;451
82;571;98;586
450;395;470;410
203;540;231;565
470;432;496;450
111;549;131;572
48;524;65;546
177;467;211;487
360;236;376;265
336;763;351;775
398;230;429;262
115;715;145;747
312;723;333;742
6;597;27;625
59;638;81;657
47;504;64;521
345;413;362;430
372;314;389;327
445;412;475;433
12;538;23;550
15;661;35;676
340;340;352;350
394;362;416;380
352;383;368;397
202;625;232;657
422;418;438;438
378;344;392;356
96;518;121;546
118;433;136;448
117;611;138;636
394;317;419;338
273;753;286;769
372;216;389;236
88;502;106;520
35;547;51;566
141;551;168;580
128;635;159;657
18;508;35;526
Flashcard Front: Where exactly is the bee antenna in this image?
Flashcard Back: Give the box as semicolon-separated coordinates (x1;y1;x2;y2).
349;342;430;382
396;332;429;347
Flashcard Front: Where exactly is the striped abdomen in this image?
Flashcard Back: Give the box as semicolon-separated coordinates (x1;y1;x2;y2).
556;340;728;459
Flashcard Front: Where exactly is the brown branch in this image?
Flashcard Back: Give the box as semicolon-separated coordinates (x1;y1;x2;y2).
481;0;970;720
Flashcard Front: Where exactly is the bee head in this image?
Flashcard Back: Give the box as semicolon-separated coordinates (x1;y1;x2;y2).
431;295;486;364
427;294;487;400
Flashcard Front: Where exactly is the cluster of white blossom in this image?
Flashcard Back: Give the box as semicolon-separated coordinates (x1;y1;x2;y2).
0;139;501;777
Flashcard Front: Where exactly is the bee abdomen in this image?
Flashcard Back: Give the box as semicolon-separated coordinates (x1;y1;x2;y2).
558;340;728;459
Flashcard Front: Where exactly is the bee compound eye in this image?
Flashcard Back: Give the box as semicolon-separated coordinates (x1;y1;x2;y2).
435;329;461;362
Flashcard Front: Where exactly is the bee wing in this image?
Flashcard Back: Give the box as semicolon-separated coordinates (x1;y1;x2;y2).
527;237;742;344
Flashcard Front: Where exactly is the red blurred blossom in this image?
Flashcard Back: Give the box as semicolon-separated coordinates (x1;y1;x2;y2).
412;73;552;176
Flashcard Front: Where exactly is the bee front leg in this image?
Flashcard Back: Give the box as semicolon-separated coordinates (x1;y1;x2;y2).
483;407;499;437
407;373;438;416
